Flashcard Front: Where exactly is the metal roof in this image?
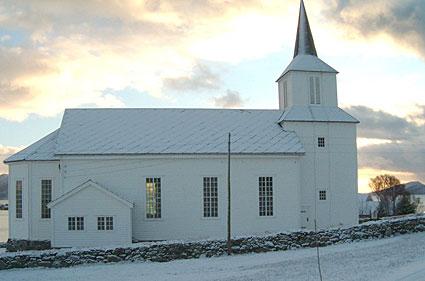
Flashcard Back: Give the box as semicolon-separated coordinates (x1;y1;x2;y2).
4;130;59;163
278;106;359;123
294;0;317;58
53;108;305;156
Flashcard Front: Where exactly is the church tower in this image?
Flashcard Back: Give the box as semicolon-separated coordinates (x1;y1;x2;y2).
278;0;359;230
277;0;338;109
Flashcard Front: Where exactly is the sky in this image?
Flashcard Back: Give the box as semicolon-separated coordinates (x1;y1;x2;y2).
0;0;424;193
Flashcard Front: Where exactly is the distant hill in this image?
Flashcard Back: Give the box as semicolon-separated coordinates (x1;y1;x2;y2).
405;181;425;195
359;181;425;196
0;174;7;200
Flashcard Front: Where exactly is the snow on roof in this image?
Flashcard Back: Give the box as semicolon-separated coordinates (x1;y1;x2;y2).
278;106;359;123
48;180;133;208
4;130;59;163
55;108;305;155
277;55;338;81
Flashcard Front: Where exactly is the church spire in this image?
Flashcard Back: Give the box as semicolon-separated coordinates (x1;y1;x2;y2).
293;0;317;58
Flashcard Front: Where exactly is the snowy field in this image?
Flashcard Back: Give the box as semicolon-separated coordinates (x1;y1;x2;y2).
2;232;425;281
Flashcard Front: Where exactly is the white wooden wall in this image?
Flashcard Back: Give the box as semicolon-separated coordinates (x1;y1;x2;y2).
283;122;358;229
50;184;132;248
60;155;302;241
8;161;59;241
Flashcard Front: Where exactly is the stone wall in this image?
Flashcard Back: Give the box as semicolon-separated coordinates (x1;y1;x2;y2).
1;216;424;271
5;239;51;252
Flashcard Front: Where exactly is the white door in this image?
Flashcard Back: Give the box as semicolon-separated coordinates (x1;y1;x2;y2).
301;205;311;229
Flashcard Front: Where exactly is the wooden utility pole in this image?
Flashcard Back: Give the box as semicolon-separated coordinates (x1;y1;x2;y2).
227;132;232;255
314;219;323;281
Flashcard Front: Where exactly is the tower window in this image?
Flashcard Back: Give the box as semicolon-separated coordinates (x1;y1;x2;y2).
318;137;325;148
309;77;321;104
319;190;327;201
283;81;288;108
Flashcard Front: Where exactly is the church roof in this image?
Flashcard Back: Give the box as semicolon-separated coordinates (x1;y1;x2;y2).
4;130;59;163
48;180;134;209
278;106;359;123
54;109;304;156
277;55;338;81
4;109;306;163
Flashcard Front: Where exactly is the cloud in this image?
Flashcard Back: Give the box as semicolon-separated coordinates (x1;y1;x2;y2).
0;35;11;42
345;105;425;182
213;90;245;108
163;64;220;92
0;145;23;174
0;0;296;121
324;0;425;58
345;106;420;140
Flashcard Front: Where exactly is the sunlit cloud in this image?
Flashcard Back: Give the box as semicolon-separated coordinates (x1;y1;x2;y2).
0;0;298;122
212;90;246;108
0;145;23;174
357;138;392;149
323;0;425;59
349;105;425;192
163;63;220;92
358;168;417;193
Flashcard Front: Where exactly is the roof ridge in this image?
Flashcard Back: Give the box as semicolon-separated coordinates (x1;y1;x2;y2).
63;108;283;112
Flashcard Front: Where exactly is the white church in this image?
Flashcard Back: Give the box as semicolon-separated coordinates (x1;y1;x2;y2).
5;1;359;248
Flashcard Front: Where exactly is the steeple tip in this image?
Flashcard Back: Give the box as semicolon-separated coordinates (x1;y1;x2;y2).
294;0;317;58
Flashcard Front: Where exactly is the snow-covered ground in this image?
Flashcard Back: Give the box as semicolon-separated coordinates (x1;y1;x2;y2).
0;209;7;243
2;232;425;281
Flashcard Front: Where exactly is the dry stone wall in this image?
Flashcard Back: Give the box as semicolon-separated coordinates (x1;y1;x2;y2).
1;216;425;271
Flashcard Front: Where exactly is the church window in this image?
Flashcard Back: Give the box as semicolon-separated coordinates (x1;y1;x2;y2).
68;217;84;231
146;177;161;219
309;77;321;104
259;177;273;216
98;216;114;230
318;137;325;148
319;190;327;201
41;179;52;219
203;177;218;218
315;77;321;104
283;81;288;108
16;180;23;219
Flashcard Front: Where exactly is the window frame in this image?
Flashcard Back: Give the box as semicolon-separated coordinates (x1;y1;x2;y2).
15;180;23;219
318;137;326;148
259;176;274;217
68;216;84;231
315;77;321;104
97;216;114;231
145;177;162;219
202;176;219;218
309;76;321;105
319;190;327;201
41;179;52;219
